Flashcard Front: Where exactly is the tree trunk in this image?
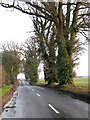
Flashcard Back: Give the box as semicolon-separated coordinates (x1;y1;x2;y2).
56;2;74;85
56;25;70;85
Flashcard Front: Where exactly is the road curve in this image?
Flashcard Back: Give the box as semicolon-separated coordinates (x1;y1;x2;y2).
1;80;90;119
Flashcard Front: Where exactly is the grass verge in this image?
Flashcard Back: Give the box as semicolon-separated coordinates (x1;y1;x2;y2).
0;85;13;98
58;84;89;103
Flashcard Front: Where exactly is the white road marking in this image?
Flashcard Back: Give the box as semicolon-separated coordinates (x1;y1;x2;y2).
48;104;59;114
32;89;34;91
37;93;40;97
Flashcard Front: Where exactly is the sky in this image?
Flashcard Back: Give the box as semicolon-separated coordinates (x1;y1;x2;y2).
0;5;88;79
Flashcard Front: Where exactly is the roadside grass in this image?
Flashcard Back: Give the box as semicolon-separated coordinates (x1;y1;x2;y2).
0;85;13;98
61;84;88;95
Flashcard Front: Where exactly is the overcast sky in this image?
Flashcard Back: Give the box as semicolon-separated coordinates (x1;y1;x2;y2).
0;6;88;78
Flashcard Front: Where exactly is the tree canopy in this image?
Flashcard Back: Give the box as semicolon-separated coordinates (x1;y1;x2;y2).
1;41;20;84
0;0;89;85
21;38;40;84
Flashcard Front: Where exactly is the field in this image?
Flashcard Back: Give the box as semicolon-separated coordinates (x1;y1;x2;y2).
74;77;89;88
0;85;13;98
38;77;89;88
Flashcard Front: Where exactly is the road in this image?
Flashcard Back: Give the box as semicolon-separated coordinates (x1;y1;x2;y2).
1;80;90;119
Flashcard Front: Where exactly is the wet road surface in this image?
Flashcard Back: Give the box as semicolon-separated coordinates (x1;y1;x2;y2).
1;80;90;119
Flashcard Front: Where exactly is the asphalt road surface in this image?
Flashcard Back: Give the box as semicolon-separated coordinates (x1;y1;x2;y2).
1;80;90;119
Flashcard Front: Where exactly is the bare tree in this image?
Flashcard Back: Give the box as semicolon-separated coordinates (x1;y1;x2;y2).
22;38;40;84
32;17;58;84
1;41;20;85
0;0;89;85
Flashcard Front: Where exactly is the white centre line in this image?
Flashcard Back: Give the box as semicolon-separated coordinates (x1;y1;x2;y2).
48;104;59;114
32;89;34;91
37;93;40;97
